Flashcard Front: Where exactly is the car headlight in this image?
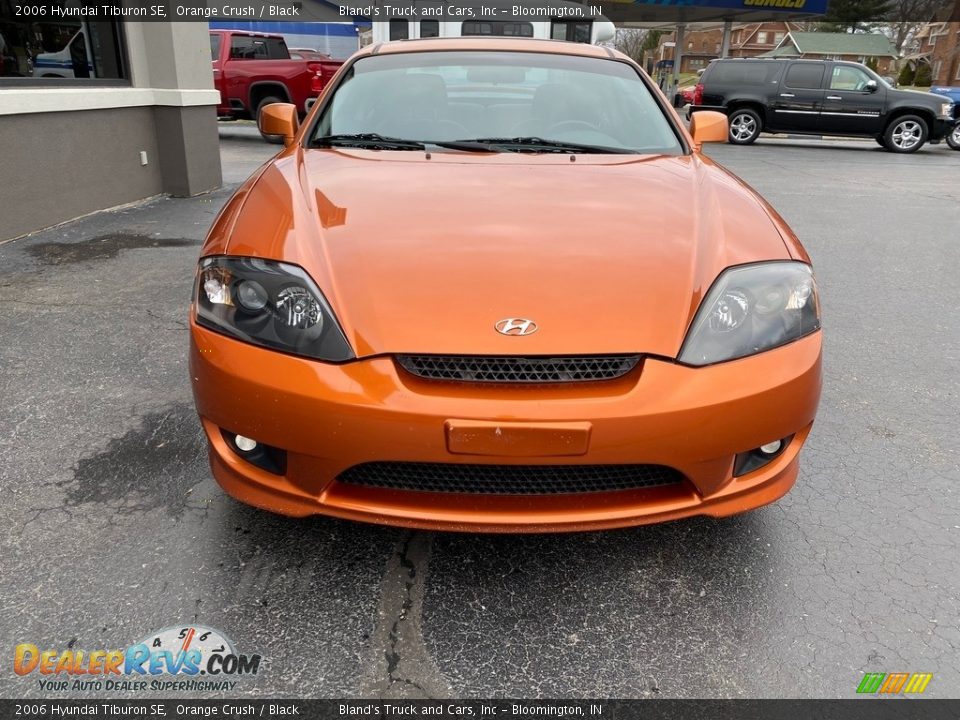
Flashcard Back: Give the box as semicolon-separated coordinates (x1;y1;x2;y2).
678;261;820;366
941;102;954;119
194;256;354;362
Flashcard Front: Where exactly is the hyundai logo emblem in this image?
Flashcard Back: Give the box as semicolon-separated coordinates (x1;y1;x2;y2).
495;318;538;336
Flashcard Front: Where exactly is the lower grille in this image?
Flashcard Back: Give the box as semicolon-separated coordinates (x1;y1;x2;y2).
396;355;640;383
337;462;684;495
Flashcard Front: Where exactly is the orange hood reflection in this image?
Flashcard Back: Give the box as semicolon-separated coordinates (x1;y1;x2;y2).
215;148;794;358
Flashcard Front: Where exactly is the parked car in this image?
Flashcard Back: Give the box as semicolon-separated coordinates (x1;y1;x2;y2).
190;38;822;532
209;30;343;141
31;29;94;78
690;58;955;153
289;48;333;60
931;85;960;150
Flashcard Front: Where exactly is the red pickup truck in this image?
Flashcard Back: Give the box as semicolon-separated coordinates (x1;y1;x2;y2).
210;29;342;138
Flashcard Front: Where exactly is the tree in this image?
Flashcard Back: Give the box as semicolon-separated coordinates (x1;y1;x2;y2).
821;0;893;31
897;62;916;84
875;0;946;71
613;29;647;63
913;61;933;85
614;28;663;65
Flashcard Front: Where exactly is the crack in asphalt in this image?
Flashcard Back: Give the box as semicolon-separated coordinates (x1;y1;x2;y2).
363;532;452;699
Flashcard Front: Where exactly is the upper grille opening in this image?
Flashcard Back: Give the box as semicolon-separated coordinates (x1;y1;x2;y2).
396;355;640;383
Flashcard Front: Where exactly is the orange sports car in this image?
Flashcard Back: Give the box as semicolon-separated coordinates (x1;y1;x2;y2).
190;37;822;533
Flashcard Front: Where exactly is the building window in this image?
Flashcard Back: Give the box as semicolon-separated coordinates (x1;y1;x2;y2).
389;19;409;41
551;20;592;43
774;32;784;44
0;20;124;80
757;31;769;44
955;61;960;81
461;21;533;38
420;20;439;38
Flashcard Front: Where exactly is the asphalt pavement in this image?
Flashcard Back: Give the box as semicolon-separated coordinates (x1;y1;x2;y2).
1;133;958;699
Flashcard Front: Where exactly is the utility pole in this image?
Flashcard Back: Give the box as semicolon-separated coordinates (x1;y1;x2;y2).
720;19;732;58
671;23;686;105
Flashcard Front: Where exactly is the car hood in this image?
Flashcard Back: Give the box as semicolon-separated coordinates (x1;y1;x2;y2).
222;149;793;358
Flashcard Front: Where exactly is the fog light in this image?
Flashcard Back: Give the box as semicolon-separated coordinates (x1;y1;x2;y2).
733;435;793;477
235;435;257;452
221;429;287;475
760;440;782;455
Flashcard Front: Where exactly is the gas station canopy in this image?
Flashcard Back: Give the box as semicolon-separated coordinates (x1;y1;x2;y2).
603;0;830;25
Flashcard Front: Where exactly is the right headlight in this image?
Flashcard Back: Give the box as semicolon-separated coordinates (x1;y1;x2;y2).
678;261;820;366
194;256;354;362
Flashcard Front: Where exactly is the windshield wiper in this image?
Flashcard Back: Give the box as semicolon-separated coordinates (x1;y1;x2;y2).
465;137;633;154
312;133;426;150
427;140;510;153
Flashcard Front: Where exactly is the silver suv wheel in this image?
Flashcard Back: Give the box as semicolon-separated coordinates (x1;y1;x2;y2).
730;114;758;142
890;120;922;150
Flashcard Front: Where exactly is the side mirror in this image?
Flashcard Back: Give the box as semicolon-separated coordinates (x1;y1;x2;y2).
865;80;878;93
689;110;728;151
258;103;299;147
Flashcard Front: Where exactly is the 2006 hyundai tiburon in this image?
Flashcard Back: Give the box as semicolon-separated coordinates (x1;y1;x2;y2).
190;37;822;532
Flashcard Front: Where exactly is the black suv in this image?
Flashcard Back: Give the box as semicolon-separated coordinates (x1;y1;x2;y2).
690;58;955;153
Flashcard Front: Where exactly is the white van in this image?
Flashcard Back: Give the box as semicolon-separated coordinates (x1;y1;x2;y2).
32;29;95;79
370;1;615;45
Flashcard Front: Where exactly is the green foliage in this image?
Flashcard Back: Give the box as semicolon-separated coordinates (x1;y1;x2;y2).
912;62;932;87
865;57;879;71
897;63;916;86
820;0;891;32
642;30;664;53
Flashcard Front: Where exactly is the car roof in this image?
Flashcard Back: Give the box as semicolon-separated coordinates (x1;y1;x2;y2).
712;57;854;64
209;29;283;39
357;37;620;60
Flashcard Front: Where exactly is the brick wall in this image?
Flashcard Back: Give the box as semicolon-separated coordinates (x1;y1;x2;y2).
929;23;960;85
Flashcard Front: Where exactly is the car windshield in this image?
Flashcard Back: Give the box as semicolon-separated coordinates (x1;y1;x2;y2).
311;51;683;154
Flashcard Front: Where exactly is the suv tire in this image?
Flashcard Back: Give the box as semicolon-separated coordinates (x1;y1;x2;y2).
728;108;762;145
883;115;928;153
256;95;286;145
947;123;960;151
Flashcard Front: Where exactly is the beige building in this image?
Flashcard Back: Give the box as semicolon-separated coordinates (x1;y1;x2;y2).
0;22;223;241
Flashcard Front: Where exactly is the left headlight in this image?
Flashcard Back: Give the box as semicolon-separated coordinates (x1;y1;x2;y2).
678;261;820;366
941;102;954;119
194;256;354;362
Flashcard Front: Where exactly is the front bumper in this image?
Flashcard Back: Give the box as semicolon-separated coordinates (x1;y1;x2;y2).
930;117;954;141
190;321;821;532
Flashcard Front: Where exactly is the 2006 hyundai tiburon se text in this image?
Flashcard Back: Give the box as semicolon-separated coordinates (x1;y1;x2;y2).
189;37;822;533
